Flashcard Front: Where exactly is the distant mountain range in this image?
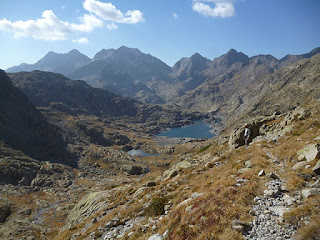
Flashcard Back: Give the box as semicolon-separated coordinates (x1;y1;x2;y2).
7;49;90;76
6;46;320;119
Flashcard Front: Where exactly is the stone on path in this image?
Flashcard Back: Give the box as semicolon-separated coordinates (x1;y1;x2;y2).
301;188;320;199
258;169;265;177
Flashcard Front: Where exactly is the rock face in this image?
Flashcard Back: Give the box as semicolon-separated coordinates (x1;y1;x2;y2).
171;53;210;91
0;70;75;166
179;48;320;116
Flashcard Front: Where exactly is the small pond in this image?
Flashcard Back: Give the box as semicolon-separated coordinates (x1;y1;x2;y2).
156;120;216;139
126;149;159;157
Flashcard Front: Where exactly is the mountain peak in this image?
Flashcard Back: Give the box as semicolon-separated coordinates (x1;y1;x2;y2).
190;53;207;61
117;46;142;55
94;48;116;60
189;53;210;68
68;49;81;55
227;48;237;54
45;51;57;57
220;48;249;65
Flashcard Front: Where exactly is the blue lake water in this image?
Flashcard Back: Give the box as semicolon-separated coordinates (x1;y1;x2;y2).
156;120;215;139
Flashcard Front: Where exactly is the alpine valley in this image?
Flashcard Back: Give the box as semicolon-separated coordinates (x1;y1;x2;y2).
1;46;320;240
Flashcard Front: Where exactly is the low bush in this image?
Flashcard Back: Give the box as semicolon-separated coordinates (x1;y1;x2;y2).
144;197;168;216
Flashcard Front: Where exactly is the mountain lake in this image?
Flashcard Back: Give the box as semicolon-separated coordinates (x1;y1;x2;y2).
126;149;159;157
156;120;216;139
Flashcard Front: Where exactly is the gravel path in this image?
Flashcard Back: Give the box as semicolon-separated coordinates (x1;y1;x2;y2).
244;178;296;240
245;148;296;240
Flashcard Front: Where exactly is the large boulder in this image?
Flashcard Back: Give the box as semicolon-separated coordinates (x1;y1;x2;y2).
122;165;149;175
162;160;192;180
297;144;320;162
228;115;277;149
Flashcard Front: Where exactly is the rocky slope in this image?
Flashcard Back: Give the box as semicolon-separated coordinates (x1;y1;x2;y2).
9;70;142;117
0;70;75;166
225;52;320;128
179;48;320;116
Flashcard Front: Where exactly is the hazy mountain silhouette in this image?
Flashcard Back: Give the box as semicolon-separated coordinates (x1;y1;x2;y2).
7;49;90;76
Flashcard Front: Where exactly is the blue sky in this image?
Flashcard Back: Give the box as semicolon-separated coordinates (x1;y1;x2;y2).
0;0;319;69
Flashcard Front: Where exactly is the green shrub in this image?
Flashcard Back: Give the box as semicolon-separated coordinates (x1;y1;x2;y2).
198;144;212;154
144;197;168;216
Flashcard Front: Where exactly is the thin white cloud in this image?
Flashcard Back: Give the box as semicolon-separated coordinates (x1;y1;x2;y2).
192;0;236;18
0;0;144;41
83;0;144;24
73;37;89;44
173;13;178;20
106;22;118;30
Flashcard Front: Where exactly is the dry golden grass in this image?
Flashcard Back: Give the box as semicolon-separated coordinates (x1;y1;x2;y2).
52;107;320;240
294;218;320;240
266;116;284;126
151;141;273;240
284;196;320;226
